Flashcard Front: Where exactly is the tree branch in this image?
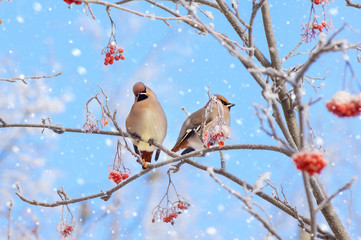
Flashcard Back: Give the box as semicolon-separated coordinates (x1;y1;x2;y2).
345;0;361;8
309;176;351;240
0;72;63;84
315;177;356;212
184;159;335;239
261;0;300;148
208;167;282;240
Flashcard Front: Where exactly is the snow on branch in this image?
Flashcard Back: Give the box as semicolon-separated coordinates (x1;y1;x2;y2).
0;72;63;84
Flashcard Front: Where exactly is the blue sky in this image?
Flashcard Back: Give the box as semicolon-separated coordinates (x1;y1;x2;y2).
1;0;361;239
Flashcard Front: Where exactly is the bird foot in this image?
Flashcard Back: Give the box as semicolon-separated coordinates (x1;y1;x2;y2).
148;138;155;146
130;133;141;141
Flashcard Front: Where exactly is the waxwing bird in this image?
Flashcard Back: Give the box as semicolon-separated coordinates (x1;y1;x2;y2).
126;82;167;168
171;94;235;155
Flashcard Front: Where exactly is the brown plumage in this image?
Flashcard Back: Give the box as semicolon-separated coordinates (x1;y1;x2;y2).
126;82;167;167
171;94;234;154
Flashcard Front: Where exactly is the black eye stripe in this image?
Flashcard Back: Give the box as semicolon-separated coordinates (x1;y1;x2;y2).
220;99;228;106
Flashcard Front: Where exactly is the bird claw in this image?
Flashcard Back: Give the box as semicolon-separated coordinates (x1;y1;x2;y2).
130;133;141;141
148;138;155;146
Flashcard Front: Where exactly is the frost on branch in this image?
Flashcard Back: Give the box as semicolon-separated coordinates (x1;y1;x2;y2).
108;140;131;185
82;93;109;133
292;150;327;176
152;170;190;225
202;95;231;148
56;189;76;240
326;91;361;117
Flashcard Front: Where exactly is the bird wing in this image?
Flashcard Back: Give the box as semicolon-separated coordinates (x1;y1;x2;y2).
172;108;210;151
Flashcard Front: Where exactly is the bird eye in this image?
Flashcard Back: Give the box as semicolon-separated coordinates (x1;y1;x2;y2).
220;99;228;106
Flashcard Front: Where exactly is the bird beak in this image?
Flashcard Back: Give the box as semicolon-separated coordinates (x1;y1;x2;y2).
138;92;149;97
228;103;235;109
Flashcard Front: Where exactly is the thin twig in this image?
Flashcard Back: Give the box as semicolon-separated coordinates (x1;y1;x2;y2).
219;150;225;169
181;106;190;117
0;72;63;84
315;177;357;212
7;200;13;240
207;167;282;240
345;0;361;8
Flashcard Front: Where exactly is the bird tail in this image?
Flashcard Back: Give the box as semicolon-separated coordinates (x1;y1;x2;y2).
141;151;153;169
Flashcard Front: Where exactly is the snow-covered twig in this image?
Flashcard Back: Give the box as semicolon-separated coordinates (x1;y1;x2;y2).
207;167;282;240
7;200;13;240
0;72;63;84
315;177;356;212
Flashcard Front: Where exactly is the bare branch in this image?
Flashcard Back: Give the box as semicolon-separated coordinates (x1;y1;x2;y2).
181;106;190;117
0;72;63;84
7;200;13;240
184;159;335;239
315;177;357;212
208;167;282;240
219;150;226;169
309;176;351;240
302;172;317;240
79;0;197;27
281;40;305;64
345;0;361;8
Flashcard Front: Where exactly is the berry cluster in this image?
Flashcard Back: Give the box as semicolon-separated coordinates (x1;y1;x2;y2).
161;211;178;224
312;21;327;31
177;201;189;210
292;151;327;176
301;0;331;43
63;0;82;5
108;170;129;185
326;91;361;117
103;44;125;66
57;222;75;240
313;0;328;5
61;226;74;239
203;125;230;148
152;201;190;225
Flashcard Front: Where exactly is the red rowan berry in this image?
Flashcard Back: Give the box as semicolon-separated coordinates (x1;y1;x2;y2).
120;55;125;60
122;173;129;180
110;45;115;50
115;55;120;61
322;21;327;27
118;48;124;53
110;49;115;54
